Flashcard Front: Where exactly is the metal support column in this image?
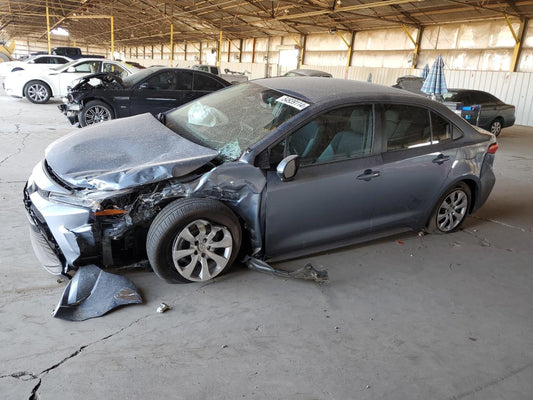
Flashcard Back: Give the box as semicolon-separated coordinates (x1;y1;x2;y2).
110;16;114;59
299;34;307;68
252;38;256;63
506;14;528;72
217;31;222;66
402;24;422;72
170;24;174;67
46;5;51;54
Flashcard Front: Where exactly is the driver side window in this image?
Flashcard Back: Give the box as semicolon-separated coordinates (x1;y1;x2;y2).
270;105;374;167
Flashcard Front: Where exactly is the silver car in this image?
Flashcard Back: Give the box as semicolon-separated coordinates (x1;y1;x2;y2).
24;78;498;283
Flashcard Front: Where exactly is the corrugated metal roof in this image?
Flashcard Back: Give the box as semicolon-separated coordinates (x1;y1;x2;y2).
1;1;532;47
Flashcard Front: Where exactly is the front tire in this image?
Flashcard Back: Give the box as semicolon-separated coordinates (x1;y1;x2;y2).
428;182;471;233
79;100;114;127
24;80;51;104
147;198;242;283
489;118;503;136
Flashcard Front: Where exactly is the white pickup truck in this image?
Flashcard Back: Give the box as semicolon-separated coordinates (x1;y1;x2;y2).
191;64;248;84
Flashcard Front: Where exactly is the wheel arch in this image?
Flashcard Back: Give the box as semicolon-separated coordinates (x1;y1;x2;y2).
23;79;54;98
82;97;117;116
425;177;479;228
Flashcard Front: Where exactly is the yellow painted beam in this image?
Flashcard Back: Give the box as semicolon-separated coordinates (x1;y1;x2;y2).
46;5;51;54
217;31;222;66
401;24;416;46
504;14;520;43
508;17;528;72
110;16;114;59
170;24;174;67
299;35;307;69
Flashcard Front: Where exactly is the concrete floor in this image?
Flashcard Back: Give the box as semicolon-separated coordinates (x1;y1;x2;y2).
0;92;532;400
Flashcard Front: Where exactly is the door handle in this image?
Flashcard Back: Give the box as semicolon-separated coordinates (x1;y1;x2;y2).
432;154;450;165
357;169;380;181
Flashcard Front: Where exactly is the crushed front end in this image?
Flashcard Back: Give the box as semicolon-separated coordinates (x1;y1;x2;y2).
58;72;123;126
24;161;98;275
23;160;167;275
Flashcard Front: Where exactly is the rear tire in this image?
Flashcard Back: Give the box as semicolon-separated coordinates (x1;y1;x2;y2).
489;118;503;136
427;182;471;233
24;80;51;104
147;198;241;283
79;100;114;127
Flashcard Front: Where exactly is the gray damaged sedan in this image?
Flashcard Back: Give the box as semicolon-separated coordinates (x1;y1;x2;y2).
24;78;498;283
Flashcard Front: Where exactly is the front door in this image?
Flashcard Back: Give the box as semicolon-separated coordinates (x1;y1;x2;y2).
263;104;379;257
130;70;192;116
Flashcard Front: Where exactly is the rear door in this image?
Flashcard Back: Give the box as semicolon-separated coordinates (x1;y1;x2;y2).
190;72;227;102
369;104;458;231
470;91;500;128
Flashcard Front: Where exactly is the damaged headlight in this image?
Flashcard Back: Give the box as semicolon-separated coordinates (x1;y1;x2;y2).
47;191;101;210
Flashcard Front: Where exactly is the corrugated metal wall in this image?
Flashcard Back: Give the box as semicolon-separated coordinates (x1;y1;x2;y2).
446;70;533;127
302;64;533;127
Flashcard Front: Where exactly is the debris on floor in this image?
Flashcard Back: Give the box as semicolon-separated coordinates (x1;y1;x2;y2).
53;264;142;321
156;302;171;313
244;256;328;283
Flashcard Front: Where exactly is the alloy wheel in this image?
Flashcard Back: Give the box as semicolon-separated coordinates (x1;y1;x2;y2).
436;189;468;232
27;84;48;102
490;120;502;136
85;105;112;125
171;219;233;282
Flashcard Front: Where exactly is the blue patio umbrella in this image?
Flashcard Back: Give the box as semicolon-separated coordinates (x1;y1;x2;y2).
421;55;447;97
421;63;430;79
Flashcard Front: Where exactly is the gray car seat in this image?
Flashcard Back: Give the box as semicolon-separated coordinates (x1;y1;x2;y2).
316;108;369;162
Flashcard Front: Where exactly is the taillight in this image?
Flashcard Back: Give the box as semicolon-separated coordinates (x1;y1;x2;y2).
488;143;498;154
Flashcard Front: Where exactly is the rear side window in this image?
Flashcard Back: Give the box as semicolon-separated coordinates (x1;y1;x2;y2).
383;105;431;150
383;105;459;151
193;74;225;91
431;112;452;142
34;57;51;64
176;70;193;90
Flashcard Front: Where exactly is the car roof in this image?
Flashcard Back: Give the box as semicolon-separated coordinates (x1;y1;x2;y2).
287;69;332;76
256;77;426;104
447;88;487;94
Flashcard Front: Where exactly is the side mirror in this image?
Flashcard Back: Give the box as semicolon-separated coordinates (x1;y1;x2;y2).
138;82;149;89
66;66;76;73
276;155;300;182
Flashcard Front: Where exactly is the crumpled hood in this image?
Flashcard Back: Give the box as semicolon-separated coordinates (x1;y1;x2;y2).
69;72;124;91
45;113;219;190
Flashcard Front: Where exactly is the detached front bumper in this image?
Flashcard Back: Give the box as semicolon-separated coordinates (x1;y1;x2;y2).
24;162;96;275
58;102;82;125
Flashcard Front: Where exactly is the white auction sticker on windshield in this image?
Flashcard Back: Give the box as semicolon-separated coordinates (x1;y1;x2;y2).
275;95;309;110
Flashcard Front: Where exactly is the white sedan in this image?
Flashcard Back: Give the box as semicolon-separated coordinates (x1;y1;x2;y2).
0;54;72;78
3;58;138;104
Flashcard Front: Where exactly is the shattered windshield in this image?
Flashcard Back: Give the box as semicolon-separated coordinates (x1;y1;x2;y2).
121;68;156;88
165;82;310;161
